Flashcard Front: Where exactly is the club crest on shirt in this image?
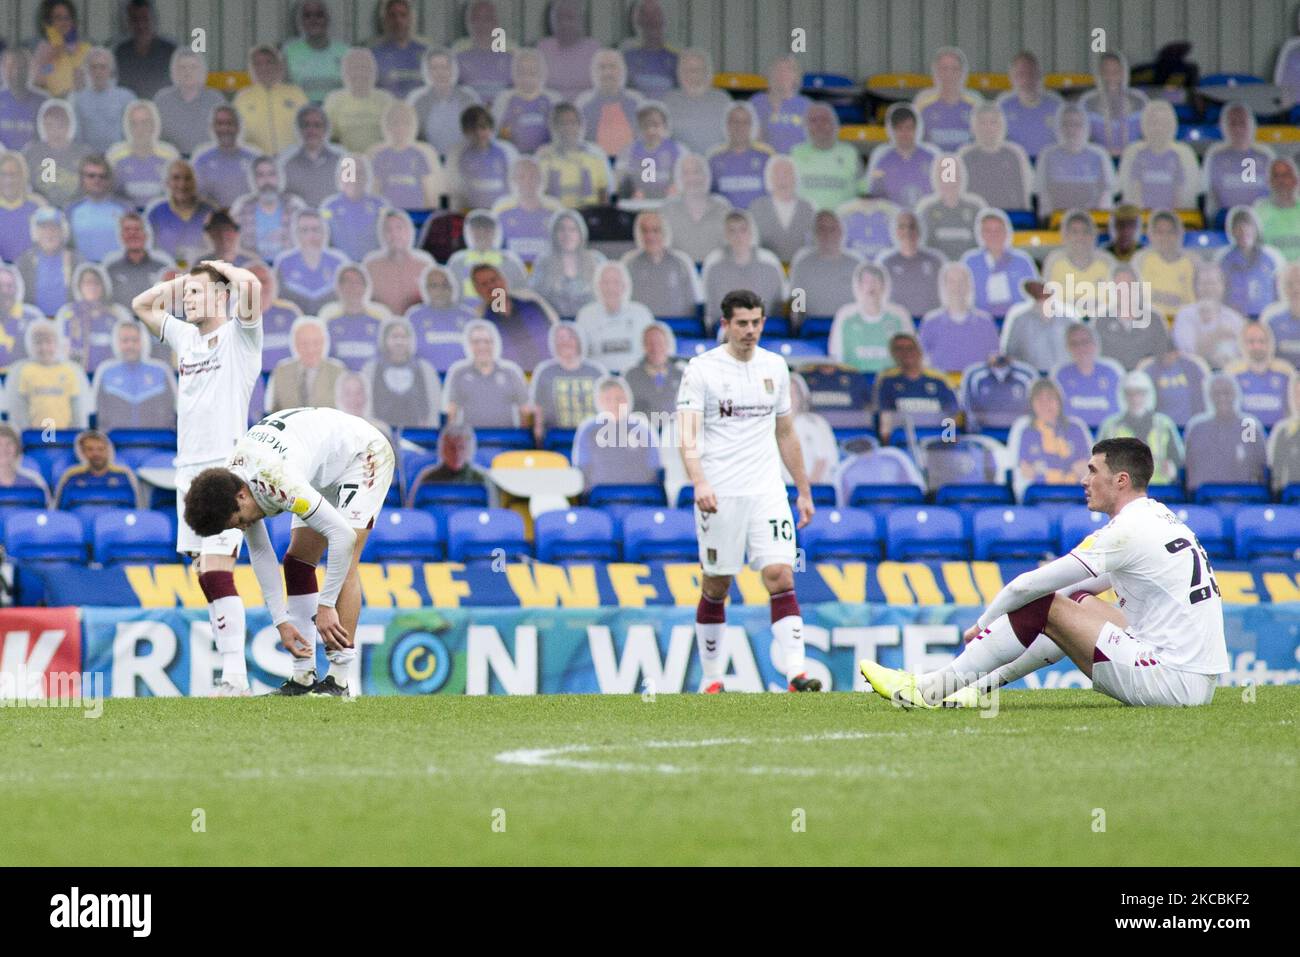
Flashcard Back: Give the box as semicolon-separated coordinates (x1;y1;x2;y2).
764;378;774;394
707;548;717;563
208;336;218;348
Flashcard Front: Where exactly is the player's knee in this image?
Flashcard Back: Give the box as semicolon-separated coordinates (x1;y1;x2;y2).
700;575;731;600
761;563;794;593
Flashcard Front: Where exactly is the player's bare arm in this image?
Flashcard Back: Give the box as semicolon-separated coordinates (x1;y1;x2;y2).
678;407;716;513
242;518;312;657
131;273;189;337
775;412;814;528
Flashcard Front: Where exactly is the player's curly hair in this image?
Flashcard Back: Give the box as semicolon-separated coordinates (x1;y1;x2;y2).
183;468;246;538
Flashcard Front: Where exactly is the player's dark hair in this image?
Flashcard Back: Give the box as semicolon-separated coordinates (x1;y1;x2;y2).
1092;437;1153;491
184;468;246;538
720;289;764;321
188;263;225;285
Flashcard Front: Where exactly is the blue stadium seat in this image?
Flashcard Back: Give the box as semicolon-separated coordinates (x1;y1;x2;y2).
935;483;1015;507
92;510;173;565
660;315;704;338
1006;209;1037;230
447;508;529;562
1169;505;1231;561
0;486;49;509
384;483;402;508
675;337;713;358
1146;483;1189;505
1193;483;1270;507
972;507;1054;560
363;509;443;562
410;482;489;511
800;315;835;337
535;508;618;562
401;449;441;494
884;506;968;560
762;316;793;338
1281;483;1300;505
4;510;85;563
1184;230;1228;251
789;484;837;507
800;508;881;561
588;484;667;509
107;429;177;470
58;480;137;511
21;429;80;488
397;427;440;449
849;483;925;509
1022;483;1087;506
771;339;827;360
1056;507;1108;554
543;428;576;454
622;508;697;562
1232;506;1300;560
473;428;533;467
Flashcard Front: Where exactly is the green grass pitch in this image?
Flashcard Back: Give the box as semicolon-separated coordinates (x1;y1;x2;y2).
3;687;1297;866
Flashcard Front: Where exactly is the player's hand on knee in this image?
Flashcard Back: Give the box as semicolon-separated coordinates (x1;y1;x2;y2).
315;605;352;649
277;622;312;658
695;481;718;513
795;493;814;529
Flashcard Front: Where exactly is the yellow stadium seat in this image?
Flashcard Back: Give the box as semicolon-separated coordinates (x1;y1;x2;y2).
839;124;888;143
713;72;767;93
490;450;569;471
1044;72;1094;91
1050;209;1115;230
207;70;251;93
1013;230;1059;249
968;72;1011;92
866;72;931;92
1173;209;1204;230
1257;126;1300;144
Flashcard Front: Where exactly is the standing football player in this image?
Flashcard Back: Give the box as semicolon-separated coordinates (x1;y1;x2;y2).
860;438;1229;708
132;259;263;696
677;289;820;693
182;407;396;697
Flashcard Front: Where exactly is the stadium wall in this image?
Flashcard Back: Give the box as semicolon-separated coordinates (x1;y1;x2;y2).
3;0;1297;82
0;603;1295;699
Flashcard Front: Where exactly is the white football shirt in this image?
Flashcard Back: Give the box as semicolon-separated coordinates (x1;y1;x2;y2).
1069;496;1229;674
161;311;262;468
228;407;381;519
676;345;791;497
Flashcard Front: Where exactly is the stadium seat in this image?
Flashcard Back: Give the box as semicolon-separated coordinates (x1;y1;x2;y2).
1044;72;1094;91
535;508;618;563
363;509;443;562
21;429;80;488
884;506;968;561
714;72;767;93
1146;483;1189;505
1006;209;1038;231
771;339;827;360
1056;507;1109;555
411;482;489;512
447;508;529;563
968;72;1011;92
4;510;85;563
790;485;837;507
659;315;704;338
935;483;1014;507
1184;230;1229;250
401;450;441;495
849;483;926;510
1193;483;1270;507
972;507;1054;560
675;337;713;358
803;71;857;93
1232;506;1300;560
1170;505;1231;561
921;436;1007;494
588;484;667;509
800;315;836;337
1257;125;1300;146
207;70;251;92
866;73;930;94
543;428;577;454
58;481;137;511
107;430;177;471
1022;484;1087;507
472;428;534;467
622;508;697;563
92;510;174;565
1281;483;1300;505
800;508;881;561
397;427;440;449
0;486;49;510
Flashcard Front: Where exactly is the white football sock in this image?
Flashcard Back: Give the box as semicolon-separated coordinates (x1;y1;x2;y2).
696;623;725;682
975;634;1066;694
327;648;354;687
772;614;805;682
287;593;318;684
919;614;1026;705
210;596;247;688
